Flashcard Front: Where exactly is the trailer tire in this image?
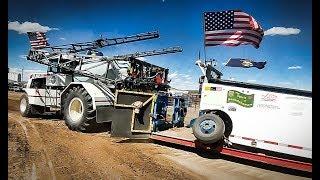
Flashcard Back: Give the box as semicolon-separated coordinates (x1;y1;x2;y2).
20;94;33;117
63;86;97;132
192;114;225;144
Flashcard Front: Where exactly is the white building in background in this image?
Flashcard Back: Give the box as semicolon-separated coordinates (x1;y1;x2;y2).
9;67;47;82
8;68;22;82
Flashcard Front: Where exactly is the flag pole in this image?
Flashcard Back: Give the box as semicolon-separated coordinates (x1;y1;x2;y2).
203;12;207;64
21;67;23;83
204;44;207;63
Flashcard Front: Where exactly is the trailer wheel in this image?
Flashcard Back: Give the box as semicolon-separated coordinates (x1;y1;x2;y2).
63;86;97;132
20;94;33;117
192;114;225;144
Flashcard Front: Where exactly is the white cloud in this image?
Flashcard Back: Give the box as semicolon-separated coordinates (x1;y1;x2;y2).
59;37;66;41
279;81;292;85
171;83;197;90
170;78;197;90
19;55;27;59
288;65;302;70
264;27;300;36
247;79;257;83
8;21;59;34
168;71;197;90
179;74;191;78
168;71;178;79
136;57;147;61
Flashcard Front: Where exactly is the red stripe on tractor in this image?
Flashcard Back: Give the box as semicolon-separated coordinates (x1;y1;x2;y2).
263;140;278;145
288;145;303;149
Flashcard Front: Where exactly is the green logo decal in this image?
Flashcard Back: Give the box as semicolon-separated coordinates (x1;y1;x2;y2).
227;90;254;108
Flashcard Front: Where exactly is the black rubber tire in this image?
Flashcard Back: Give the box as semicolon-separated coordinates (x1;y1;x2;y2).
192;114;225;144
208;111;233;138
63;86;97;132
20;94;34;117
176;120;184;128
153;123;159;132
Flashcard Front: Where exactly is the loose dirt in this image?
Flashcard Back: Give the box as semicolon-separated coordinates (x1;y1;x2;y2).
8;91;202;179
8;91;309;179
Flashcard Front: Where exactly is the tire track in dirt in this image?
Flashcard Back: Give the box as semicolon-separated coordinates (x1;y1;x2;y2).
8;113;32;179
31;163;37;180
12;114;29;139
25;120;57;180
10;114;56;180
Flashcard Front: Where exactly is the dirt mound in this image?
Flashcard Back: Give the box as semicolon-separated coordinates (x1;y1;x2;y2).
8;92;21;112
8;92;202;179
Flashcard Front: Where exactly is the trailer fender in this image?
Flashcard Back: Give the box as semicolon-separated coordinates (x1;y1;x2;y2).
61;82;114;110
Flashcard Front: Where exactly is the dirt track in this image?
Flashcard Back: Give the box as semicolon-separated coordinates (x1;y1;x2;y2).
8;91;310;179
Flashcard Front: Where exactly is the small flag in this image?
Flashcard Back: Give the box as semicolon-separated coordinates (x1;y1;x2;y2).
27;32;50;49
204;10;264;48
225;58;266;69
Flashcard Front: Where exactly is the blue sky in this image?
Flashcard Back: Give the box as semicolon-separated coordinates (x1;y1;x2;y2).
8;0;312;90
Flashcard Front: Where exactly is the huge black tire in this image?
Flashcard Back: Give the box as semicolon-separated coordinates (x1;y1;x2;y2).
192;114;225;144
63;86;97;132
20;94;34;117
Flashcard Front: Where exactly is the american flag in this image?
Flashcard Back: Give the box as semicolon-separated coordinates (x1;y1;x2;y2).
204;10;264;48
27;32;50;49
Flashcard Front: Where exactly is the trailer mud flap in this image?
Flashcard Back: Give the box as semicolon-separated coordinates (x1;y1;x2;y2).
102;90;154;138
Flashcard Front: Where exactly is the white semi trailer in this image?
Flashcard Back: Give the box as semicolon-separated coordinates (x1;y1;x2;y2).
193;60;312;160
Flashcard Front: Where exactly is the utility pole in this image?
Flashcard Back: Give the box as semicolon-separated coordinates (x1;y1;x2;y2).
21;67;24;84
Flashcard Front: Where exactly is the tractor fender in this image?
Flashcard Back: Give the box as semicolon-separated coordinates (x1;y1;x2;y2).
61;82;114;110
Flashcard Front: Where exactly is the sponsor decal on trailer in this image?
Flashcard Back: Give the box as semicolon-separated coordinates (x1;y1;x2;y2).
228;106;236;111
257;93;280;110
256;104;280;110
261;93;277;102
227;90;254;108
204;86;222;91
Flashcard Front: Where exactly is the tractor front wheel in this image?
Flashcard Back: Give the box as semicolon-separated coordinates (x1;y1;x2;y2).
20;94;34;117
63;86;97;132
